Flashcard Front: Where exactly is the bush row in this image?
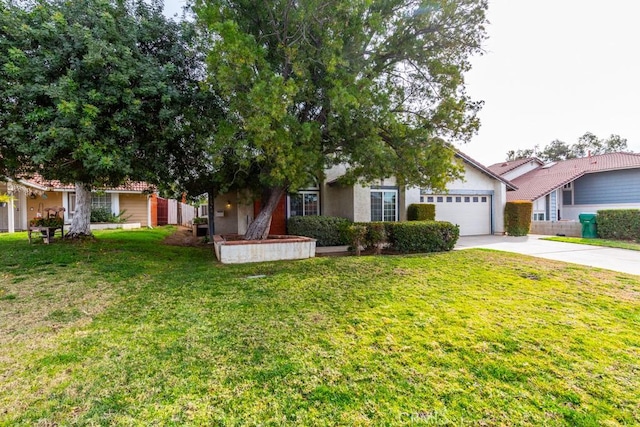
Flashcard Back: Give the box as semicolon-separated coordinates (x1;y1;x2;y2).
596;209;640;241
504;201;532;236
90;208;129;224
287;215;351;246
288;215;459;253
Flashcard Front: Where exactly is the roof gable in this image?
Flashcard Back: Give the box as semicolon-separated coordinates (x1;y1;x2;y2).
456;151;518;190
487;157;544;176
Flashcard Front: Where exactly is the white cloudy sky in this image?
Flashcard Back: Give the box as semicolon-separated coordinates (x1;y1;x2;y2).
163;0;640;166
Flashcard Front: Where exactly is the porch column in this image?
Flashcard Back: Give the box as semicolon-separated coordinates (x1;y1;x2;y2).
7;195;15;233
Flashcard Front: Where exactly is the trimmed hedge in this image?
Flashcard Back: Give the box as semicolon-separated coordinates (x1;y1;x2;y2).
287;215;351;246
504;201;532;236
407;203;436;221
385;221;459;253
596;209;640;241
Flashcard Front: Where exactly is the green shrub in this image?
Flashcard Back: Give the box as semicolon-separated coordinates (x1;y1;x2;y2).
30;216;63;228
287;216;351;246
344;224;368;256
407;203;435;221
504;201;532;236
366;222;387;255
596;209;640;241
385;221;459;253
90;208;130;224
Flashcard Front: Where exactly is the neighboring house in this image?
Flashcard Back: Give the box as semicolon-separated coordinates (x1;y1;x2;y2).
488;152;640;222
0;176;157;233
207;152;516;236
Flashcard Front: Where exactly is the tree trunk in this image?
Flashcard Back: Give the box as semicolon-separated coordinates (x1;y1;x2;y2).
244;186;286;240
66;182;93;238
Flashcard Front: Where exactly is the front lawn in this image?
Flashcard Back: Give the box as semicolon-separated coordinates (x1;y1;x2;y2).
1;228;638;425
542;236;640;251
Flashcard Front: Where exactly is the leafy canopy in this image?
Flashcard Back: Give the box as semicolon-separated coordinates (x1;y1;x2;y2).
0;0;212;189
195;0;488;193
506;132;630;162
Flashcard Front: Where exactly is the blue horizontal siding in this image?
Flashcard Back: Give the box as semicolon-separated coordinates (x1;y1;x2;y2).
574;169;640;204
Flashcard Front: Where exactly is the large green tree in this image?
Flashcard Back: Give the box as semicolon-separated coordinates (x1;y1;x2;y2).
195;0;488;239
0;0;210;237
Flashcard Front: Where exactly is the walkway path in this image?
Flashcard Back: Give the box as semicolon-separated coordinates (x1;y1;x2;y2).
456;235;640;276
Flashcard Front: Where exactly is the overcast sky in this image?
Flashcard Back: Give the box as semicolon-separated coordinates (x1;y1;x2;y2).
163;0;640;166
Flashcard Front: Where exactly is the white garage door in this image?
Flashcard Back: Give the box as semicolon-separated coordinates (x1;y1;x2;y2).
425;194;491;236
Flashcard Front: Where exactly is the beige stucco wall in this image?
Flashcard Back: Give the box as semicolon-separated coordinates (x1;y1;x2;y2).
321;165;355;220
210;192;241;235
322;185;354;219
26;191;63;220
119;193;149;226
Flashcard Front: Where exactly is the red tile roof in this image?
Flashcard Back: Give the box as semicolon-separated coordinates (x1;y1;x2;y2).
487;157;544;176
21;174;154;193
506;152;640;201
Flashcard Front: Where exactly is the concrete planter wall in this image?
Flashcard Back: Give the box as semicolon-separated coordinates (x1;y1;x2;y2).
192;224;208;237
214;234;316;264
530;220;581;237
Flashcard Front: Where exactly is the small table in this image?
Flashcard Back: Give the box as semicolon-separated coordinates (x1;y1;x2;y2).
28;225;64;244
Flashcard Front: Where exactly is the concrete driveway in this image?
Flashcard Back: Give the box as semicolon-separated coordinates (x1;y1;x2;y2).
456;234;640;276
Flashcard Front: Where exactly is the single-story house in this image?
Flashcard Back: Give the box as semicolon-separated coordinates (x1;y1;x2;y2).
0;176;157;233
488;152;640;222
206;151;517;236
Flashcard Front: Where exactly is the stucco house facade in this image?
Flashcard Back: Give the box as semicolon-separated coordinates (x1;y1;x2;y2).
207;151;516;237
488;152;640;222
0;177;156;233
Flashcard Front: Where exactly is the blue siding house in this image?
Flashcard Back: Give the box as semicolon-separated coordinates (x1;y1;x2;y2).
488;152;640;222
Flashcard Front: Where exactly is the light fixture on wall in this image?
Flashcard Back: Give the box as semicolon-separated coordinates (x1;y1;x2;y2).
226;200;232;208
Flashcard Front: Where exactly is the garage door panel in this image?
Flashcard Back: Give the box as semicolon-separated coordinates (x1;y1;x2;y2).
428;195;491;236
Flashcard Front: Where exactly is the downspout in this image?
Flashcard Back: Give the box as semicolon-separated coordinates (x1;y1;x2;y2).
147;194;153;229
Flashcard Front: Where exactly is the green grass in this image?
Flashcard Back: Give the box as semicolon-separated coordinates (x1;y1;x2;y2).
1;227;639;425
542;236;640;251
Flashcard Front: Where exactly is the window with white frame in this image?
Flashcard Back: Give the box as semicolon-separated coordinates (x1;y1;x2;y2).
91;193;112;211
370;189;398;222
533;213;545;221
562;182;573;205
67;193;112;219
67;193;76;220
288;191;319;217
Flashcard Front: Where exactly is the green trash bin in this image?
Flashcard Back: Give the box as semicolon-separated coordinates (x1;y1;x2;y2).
578;213;598;238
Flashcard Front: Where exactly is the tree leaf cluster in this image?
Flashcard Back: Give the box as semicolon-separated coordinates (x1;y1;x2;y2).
506;132;630;162
0;0;220;189
195;0;488;192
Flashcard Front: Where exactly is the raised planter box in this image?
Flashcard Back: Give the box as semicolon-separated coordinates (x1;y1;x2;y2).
213;234;316;264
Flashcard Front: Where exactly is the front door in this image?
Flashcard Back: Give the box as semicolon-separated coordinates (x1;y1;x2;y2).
253;196;287;236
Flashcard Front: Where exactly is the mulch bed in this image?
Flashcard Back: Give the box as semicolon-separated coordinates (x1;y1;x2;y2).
162;227;208;247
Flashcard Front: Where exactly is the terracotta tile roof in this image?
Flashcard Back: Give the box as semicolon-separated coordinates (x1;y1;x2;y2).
487;157;543;176
20;174;154;193
506;152;640;201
